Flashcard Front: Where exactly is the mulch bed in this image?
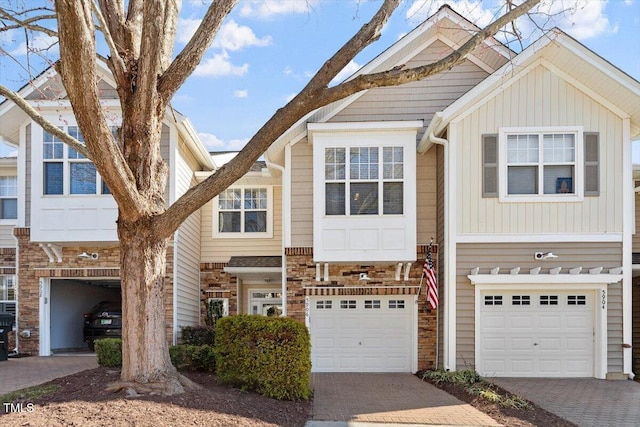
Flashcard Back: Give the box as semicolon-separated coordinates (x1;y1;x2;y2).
0;367;311;426
423;377;578;427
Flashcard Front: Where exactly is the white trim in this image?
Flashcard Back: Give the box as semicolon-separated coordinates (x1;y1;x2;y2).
223;267;281;275
445;127;457;372
38;277;51;356
212;186;274;239
473;283;607;379
172;230;179;345
622;117;633;377
457;233;623;243
307;120;423;135
17;123;26;227
468;274;622;285
498;126;584;202
284;144;292;247
248;289;283;316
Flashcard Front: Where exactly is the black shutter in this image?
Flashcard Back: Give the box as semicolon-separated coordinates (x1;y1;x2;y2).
584;132;599;196
482;134;498;198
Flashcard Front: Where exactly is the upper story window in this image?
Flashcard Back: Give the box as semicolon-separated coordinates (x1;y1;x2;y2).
0;176;17;220
484;127;598;202
213;186;273;238
506;133;575;195
43;126;111;196
325;146;403;215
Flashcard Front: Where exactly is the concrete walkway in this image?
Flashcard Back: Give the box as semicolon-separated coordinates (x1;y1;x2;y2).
490;378;640;427
0;355;98;396
307;373;501;426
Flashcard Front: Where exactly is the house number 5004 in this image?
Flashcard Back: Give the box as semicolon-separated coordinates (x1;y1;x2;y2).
601;290;606;309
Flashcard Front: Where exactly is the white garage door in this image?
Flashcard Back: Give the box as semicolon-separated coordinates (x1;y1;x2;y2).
479;291;594;377
309;295;415;372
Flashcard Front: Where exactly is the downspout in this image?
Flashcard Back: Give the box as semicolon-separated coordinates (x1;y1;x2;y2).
428;132;454;372
265;158;288;317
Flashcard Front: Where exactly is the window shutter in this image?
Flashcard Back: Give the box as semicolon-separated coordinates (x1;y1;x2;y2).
584;132;599;196
482;134;498;198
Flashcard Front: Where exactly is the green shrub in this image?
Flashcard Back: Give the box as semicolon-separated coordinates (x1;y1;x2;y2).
95;338;122;367
180;326;215;346
215;315;311;400
169;344;216;371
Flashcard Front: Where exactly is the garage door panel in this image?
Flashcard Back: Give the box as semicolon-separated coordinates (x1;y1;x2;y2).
310;296;415;372
479;291;594;378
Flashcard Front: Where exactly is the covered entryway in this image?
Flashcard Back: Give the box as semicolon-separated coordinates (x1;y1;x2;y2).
478;290;594;377
40;278;121;354
308;295;417;372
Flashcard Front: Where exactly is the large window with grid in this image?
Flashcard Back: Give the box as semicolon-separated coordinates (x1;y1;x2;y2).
43;126;111;195
213;187;272;237
325;146;403;215
0;176;17;220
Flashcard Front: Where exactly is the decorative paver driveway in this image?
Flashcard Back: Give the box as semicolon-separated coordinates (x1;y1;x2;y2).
490;378;640;427
309;373;501;426
0;355;98;395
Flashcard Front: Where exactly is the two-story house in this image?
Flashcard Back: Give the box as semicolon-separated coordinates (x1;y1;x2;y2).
252;5;639;378
0;61;213;356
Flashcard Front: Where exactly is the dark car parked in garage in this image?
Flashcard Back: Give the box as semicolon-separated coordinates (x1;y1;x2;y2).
83;301;122;351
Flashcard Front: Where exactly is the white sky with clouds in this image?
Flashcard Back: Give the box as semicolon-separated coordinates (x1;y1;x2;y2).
0;0;638;158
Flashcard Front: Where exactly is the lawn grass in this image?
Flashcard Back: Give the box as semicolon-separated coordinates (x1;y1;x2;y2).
0;383;61;403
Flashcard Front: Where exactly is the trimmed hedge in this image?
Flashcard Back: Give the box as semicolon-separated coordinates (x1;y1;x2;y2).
95;338;122;367
215;315;311;400
180;326;216;346
169;344;216;371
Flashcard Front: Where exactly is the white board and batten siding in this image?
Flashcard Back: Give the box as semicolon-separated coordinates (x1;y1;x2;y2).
173;149;202;337
456;242;623;375
453;64;625;236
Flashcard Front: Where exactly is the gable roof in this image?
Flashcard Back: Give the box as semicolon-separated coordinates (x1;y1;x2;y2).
264;5;513;166
419;29;640;152
0;59;214;170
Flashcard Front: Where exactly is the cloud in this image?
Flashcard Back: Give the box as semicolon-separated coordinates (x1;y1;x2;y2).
624;0;633;5
198;132;225;150
177;18;271;51
234;89;248;98
544;0;611;40
9;33;59;56
227;138;249;150
330;60;362;85
194;52;249;77
212;20;272;51
239;0;318;19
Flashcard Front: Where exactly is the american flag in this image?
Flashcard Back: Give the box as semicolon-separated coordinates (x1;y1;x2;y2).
423;243;438;310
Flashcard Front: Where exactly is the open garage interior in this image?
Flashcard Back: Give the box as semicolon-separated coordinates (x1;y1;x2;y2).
49;279;121;353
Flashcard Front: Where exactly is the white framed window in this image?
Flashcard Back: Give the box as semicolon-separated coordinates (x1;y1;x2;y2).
249;290;282;316
498;127;584;201
0;176;17;221
212;186;273;238
206;298;229;317
325;146;404;215
43;126;111;196
0;275;16;325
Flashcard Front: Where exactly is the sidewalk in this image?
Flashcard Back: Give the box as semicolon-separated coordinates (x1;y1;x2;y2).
0;355;98;396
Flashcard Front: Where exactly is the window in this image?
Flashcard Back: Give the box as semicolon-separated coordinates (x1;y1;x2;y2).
512;295;531;306
364;300;381;309
506;132;575;195
484;295;503;306
43;126;110;196
540;295;559;306
0;276;16;324
325;146;403;215
568;295;587;306
316;300;332;309
488;127;598;201
340;300;357;309
206;298;229;317
0;176;17;220
214;187;272;237
389;300;405;309
249;291;282;316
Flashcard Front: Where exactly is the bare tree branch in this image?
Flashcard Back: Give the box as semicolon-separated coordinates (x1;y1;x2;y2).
0;7;58;37
0;83;88;156
92;1;127;82
157;0;238;103
155;0;542;237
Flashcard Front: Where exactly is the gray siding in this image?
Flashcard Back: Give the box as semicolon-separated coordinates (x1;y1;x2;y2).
290;140;313;247
456;242;623;373
331;40;489;143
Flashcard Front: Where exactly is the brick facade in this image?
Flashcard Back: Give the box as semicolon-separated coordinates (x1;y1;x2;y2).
285;245;438;371
200;262;237;322
14;228;175;354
